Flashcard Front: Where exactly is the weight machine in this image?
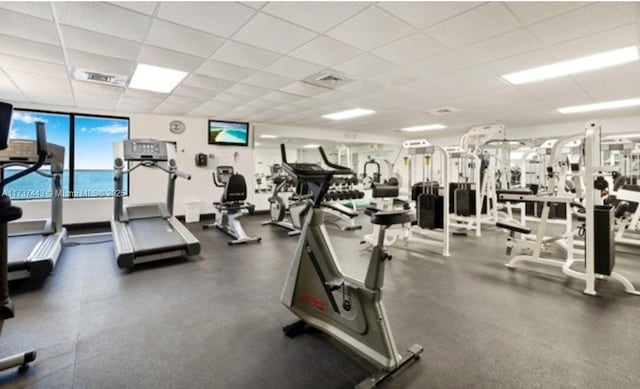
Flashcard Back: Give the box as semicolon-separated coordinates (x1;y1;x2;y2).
498;122;639;296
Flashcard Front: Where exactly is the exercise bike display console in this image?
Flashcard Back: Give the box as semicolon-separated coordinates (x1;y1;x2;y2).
279;144;423;388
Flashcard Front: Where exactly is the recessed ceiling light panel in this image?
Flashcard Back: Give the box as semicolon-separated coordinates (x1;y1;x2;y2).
401;124;446;132
129;63;188;93
558;98;640;114
502;46;639;85
322;108;375;121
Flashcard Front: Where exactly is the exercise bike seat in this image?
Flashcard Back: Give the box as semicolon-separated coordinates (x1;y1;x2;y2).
368;209;412;226
496;221;531;235
0;203;22;223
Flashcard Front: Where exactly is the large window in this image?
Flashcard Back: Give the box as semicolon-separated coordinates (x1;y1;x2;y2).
1;109;129;200
74;115;129;198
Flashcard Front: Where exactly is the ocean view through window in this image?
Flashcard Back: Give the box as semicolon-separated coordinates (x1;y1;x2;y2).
1;109;129;199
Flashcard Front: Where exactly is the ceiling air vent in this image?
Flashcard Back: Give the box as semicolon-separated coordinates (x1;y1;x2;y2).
425;106;462;115
71;68;127;87
302;71;355;89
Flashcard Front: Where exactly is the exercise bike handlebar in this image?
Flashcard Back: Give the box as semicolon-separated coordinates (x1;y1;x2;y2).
0;122;48;193
318;147;353;174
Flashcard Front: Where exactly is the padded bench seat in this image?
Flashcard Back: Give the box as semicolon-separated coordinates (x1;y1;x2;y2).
496;221;532;235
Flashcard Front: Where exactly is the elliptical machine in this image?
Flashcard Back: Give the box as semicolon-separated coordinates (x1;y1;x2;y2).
0;102;37;374
262;164;305;236
279;144;423;388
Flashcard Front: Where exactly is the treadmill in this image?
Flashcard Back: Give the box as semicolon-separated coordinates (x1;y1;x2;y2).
111;139;201;269
0;132;67;280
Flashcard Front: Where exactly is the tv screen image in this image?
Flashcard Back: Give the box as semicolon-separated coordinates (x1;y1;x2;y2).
208;120;249;146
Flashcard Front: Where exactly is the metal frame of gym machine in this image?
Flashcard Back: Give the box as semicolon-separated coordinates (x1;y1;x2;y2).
0;140;67;280
602;137;640;247
500;121;639;296
365;139;450;256
0;103;39;375
111;139;201;269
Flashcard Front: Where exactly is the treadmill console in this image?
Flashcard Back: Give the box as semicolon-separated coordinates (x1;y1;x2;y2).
0;139;65;171
123;139;168;161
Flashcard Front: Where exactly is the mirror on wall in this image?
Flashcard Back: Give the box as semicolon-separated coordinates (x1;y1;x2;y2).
252;128;404;211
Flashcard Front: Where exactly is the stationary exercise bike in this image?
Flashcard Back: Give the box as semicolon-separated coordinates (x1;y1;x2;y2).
0;102;37;375
262;164;305;236
279;144;423;388
203;166;261;245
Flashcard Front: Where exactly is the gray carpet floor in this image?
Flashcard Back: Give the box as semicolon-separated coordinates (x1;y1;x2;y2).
1;214;639;388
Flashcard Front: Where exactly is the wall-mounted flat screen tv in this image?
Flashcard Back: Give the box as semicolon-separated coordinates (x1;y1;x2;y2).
208;120;249;146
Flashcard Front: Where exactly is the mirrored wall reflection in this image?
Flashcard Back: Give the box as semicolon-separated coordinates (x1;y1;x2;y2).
253;131;403;211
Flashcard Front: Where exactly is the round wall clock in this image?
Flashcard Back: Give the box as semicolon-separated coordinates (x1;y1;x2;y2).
169;120;186;134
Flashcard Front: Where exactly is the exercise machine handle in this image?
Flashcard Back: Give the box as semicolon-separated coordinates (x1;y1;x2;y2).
318;146;352;174
173;170;191;180
280;143;287;164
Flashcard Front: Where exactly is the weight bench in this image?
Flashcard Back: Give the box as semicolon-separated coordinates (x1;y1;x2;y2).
496;221;532;255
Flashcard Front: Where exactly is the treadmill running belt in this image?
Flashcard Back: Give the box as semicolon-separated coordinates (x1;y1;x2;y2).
126;218;186;253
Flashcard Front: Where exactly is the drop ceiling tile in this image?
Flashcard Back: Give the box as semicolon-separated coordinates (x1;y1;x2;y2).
333;53;396;78
518;78;592;107
0;9;59;45
214;91;254;105
117;97;159;113
372;33;448;65
379;2;482;29
233;13;317;54
0;54;68;78
183;73;236;91
336;79;385;96
506;2;592;25
573;62;640;101
241;72;294;90
163;94;208;107
262;56;324;80
145;19;225;58
290;36;361;67
244;98;282;110
0;35;63;64
262;2;368;33
410;52;477;76
157;2;255;38
197;100;237;114
172;85;222;99
226;83;272;98
326;7;414;51
123;88;166;101
109;2;158;15
262;91;304;103
61;25;140;60
546;24;640;61
153;102;192;116
370;68;422;87
313;90;354;103
211;41;280;70
458;29;540;63
195;60;255;82
0;70;28;102
56;2;151;41
425;3;520;48
528;2;639;45
67;49;135;76
138;45;206;72
0;2;52;20
241;2;266;10
281;81;331;97
483;49;558;76
26;93;75;107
